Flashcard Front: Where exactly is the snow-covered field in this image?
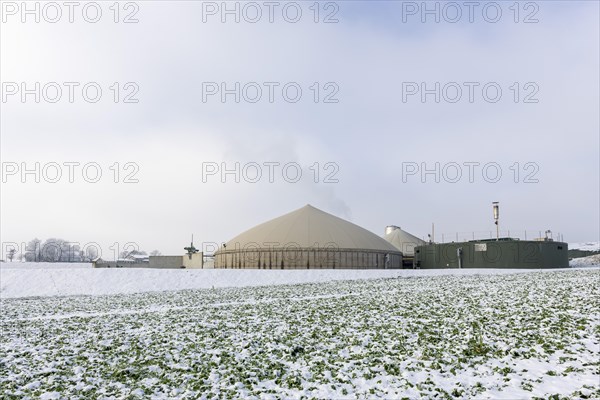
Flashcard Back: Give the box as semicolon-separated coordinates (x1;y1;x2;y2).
569;242;600;252
1;269;598;399
569;241;600;268
570;254;600;268
0;262;587;298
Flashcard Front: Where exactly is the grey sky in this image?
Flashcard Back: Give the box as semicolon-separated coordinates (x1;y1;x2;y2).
1;1;598;258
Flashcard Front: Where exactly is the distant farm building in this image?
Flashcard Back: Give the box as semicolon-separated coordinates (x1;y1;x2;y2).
94;253;203;269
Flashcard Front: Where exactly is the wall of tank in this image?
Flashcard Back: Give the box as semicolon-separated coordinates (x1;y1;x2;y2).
214;248;403;269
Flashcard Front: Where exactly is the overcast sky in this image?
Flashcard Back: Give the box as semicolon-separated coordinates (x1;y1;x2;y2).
1;1;598;258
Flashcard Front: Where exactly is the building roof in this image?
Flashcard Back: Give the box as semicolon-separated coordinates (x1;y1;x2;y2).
219;204;401;253
383;226;426;256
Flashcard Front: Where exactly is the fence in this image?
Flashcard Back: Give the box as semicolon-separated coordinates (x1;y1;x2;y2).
424;230;564;244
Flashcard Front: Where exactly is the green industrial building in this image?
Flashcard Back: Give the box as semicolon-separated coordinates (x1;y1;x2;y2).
414;238;569;269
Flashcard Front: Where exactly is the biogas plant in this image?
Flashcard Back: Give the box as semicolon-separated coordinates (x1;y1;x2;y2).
213;203;569;270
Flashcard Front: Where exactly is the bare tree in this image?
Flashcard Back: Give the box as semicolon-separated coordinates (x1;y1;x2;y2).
7;249;16;262
41;238;69;262
24;238;42;262
26;238;83;262
149;250;162;256
82;246;99;262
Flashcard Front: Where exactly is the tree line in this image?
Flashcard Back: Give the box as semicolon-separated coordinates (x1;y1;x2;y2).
4;238;161;262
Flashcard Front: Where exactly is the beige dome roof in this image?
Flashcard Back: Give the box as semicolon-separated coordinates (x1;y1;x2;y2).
383;226;426;256
220;204;400;252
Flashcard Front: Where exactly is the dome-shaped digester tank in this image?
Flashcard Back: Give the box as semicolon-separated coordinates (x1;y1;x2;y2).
214;205;403;269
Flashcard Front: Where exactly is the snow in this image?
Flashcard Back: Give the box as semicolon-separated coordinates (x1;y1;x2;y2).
569;241;600;251
568;241;600;267
39;392;61;400
569;254;600;268
1;269;598;399
0;262;589;299
0;262;92;270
